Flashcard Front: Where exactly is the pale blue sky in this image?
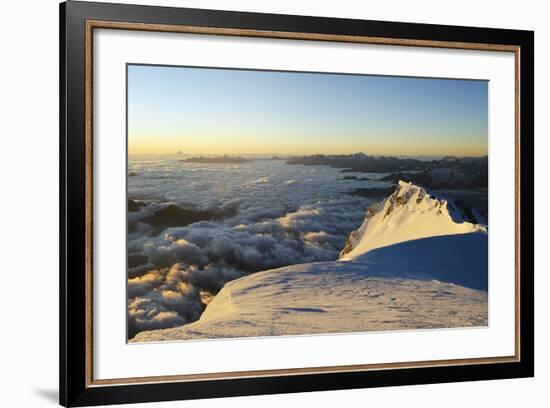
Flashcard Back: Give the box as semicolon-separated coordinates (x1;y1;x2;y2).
128;64;488;156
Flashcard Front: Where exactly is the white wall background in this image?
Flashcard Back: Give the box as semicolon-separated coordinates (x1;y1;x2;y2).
0;0;545;407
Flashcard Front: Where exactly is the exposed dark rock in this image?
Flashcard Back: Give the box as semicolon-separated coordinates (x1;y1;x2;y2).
342;175;373;181
141;204;236;229
128;199;146;212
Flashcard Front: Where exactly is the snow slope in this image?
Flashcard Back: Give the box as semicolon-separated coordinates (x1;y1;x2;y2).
340;180;486;259
132;181;488;342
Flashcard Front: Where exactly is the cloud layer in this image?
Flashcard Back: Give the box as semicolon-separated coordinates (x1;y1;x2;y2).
127;157;382;338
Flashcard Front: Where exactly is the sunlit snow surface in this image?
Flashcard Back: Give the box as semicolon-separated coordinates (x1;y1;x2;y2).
340;180;487;259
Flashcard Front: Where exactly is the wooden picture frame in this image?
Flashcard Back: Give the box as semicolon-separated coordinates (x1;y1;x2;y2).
60;1;534;406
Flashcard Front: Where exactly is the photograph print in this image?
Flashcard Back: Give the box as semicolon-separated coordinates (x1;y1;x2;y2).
126;64;489;342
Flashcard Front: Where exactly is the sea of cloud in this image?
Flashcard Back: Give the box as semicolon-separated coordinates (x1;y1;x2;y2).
127;155;390;339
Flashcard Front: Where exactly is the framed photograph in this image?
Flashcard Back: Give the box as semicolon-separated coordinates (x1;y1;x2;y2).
60;1;534;406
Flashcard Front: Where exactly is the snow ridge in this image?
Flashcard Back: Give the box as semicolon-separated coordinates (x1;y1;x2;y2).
339;180;487;260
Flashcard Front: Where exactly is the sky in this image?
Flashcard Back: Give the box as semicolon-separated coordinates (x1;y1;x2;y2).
127;64;488;157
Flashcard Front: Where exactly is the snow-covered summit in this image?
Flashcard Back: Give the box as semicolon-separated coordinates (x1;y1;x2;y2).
340;180;487;260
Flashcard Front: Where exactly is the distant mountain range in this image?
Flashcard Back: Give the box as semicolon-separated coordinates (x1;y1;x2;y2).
286;153;427;172
287;153;488;189
182;155;251;163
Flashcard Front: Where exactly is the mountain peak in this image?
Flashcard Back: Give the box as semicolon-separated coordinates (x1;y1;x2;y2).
340;180;487;259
